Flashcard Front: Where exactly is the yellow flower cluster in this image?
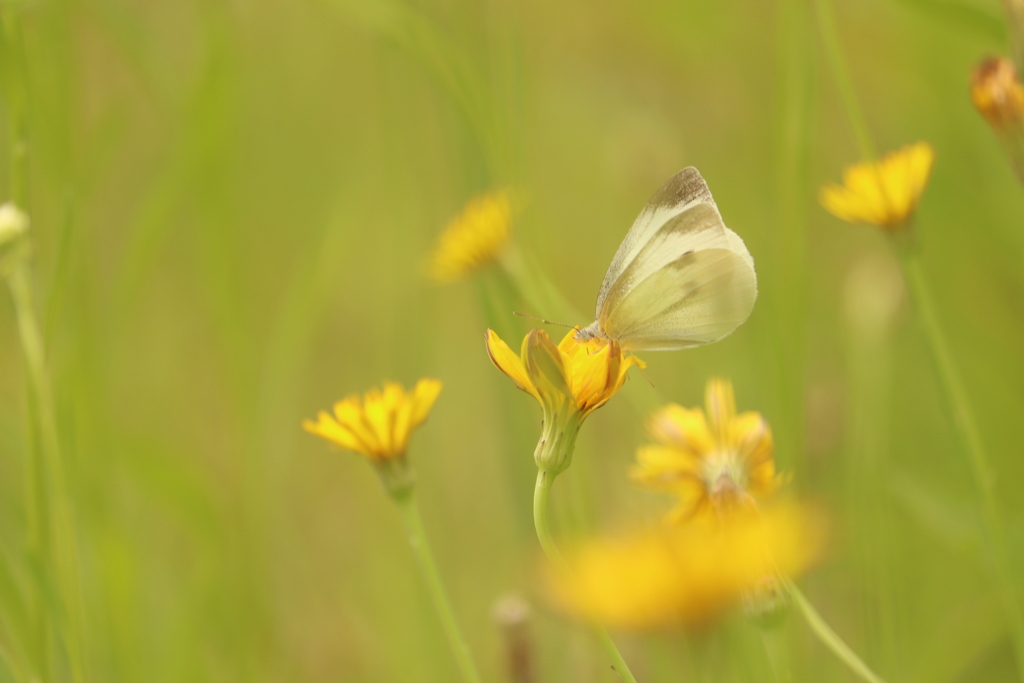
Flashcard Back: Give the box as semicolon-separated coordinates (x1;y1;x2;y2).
428;190;512;282
486;327;644;474
547;501;824;630
544;377;820;630
819;142;935;230
303;379;442;461
485;328;644;421
631;378;784;522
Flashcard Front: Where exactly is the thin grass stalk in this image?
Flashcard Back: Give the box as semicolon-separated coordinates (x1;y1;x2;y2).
8;258;94;683
1003;0;1024;70
2;7;88;681
844;332;899;674
813;0;1024;673
394;493;485;683
7;250;89;683
533;470;638;683
814;0;876;161
786;581;887;683
771;0;814;475
759;628;793;683
897;245;1024;673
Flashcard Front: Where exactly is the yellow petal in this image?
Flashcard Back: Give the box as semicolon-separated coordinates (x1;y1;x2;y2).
485;329;539;399
333;398;383;456
303;412;366;454
632;445;702;484
704;378;737;440
572;342;615;413
524;329;573;406
304;379;442;461
363;387;394;453
427;190;512;282
820;142;935;229
547;502;826;630
410;378;443;426
646;404;714;453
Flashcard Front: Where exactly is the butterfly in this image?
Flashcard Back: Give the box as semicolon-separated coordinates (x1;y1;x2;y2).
574;167;757;351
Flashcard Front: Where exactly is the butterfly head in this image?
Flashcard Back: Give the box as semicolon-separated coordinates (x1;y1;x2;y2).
572;321;604;345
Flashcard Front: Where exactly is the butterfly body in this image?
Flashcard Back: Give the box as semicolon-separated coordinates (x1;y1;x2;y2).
574;167;757;352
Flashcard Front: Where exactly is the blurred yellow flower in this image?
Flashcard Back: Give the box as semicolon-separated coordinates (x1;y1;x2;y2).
819;142;935;230
547;502;824;630
632;378;782;522
486;328;644;473
303;378;442;461
971;56;1024;128
428;190;512;282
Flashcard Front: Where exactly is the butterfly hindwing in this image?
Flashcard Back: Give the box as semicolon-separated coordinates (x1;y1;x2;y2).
597;201;757;350
599;247;757;350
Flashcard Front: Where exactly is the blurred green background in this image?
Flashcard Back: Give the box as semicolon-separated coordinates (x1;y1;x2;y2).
0;0;1023;680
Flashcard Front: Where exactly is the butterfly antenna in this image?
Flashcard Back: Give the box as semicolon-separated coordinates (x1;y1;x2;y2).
513;311;575;329
637;363;656;389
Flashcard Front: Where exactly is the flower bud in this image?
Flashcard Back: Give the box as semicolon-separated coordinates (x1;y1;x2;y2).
533;409;583;476
971;56;1024;128
492;594;534;683
971;56;1024;184
0;203;28;249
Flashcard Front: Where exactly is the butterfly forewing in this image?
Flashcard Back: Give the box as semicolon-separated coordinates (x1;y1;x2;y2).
598;202;734;314
581;166;758;351
595;167;715;319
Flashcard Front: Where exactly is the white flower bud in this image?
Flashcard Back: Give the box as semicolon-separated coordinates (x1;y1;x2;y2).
0;203;28;248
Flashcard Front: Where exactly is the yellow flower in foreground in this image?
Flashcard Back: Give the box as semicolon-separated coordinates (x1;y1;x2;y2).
303;379;442;461
547;502;824;630
428;190;512;282
485;328;644;474
819;142;935;230
971;56;1024;129
632;378;782;522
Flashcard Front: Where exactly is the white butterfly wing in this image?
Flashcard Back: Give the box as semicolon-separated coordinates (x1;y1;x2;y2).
594;176;757;351
594;167;716;318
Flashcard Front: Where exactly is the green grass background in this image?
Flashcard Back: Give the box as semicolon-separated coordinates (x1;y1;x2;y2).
1;0;1023;680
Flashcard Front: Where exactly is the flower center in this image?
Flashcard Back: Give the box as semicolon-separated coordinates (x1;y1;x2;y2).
702;449;752;513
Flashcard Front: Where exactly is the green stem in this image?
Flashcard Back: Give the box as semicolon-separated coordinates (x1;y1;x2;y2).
7;257;89;683
758;627;792;683
533;470;638;683
394;493;484;683
771;0;814;474
2;7;29;209
785;581;886;683
3;8;42;680
897;245;1024;674
816;0;1024;673
814;0;876;161
3;8;88;680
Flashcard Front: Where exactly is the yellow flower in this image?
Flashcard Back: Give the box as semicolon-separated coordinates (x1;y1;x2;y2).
486;328;643;418
971;56;1024;128
632;378;782;522
546;502;824;630
427;190;512;282
819;142;935;230
485;328;644;474
303;379;442;461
